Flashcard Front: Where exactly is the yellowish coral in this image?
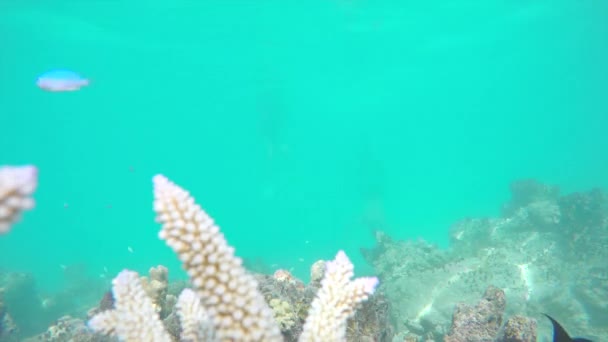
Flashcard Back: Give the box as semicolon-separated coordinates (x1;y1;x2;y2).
269;298;296;331
140;265;169;314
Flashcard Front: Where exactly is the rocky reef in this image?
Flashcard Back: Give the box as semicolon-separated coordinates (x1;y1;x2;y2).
362;179;607;341
1;166;606;341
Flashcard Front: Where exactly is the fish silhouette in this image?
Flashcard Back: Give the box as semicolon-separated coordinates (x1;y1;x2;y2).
544;314;592;342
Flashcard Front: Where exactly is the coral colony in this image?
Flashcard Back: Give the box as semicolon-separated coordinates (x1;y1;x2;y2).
1;165;601;341
0;166;378;341
88;174;378;341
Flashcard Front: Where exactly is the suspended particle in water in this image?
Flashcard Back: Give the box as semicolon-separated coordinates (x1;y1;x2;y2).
36;69;90;92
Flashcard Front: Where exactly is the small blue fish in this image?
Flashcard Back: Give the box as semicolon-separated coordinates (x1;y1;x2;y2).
36;69;89;92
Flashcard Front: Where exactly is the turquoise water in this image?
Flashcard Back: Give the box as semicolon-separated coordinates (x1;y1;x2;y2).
1;0;607;294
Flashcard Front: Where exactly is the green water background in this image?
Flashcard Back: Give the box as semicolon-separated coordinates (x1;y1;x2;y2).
1;0;607;291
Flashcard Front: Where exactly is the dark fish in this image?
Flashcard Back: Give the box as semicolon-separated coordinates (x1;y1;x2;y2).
544;314;592;342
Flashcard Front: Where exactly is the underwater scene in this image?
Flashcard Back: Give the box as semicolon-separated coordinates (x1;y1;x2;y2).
0;0;607;341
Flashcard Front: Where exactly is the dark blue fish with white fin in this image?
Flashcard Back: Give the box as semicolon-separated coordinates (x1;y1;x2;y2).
544;314;592;342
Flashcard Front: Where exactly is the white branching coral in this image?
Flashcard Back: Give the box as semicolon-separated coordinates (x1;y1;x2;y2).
88;270;172;342
89;175;379;342
177;288;215;341
299;251;379;342
0;165;38;234
152;175;282;342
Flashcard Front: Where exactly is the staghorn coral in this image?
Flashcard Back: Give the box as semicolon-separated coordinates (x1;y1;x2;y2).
152;174;282;342
176;289;214;342
89;174;379;342
153;175;382;341
299;251;379;342
92;253;378;342
253;262;390;342
0;165;38;234
88;270;171;341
